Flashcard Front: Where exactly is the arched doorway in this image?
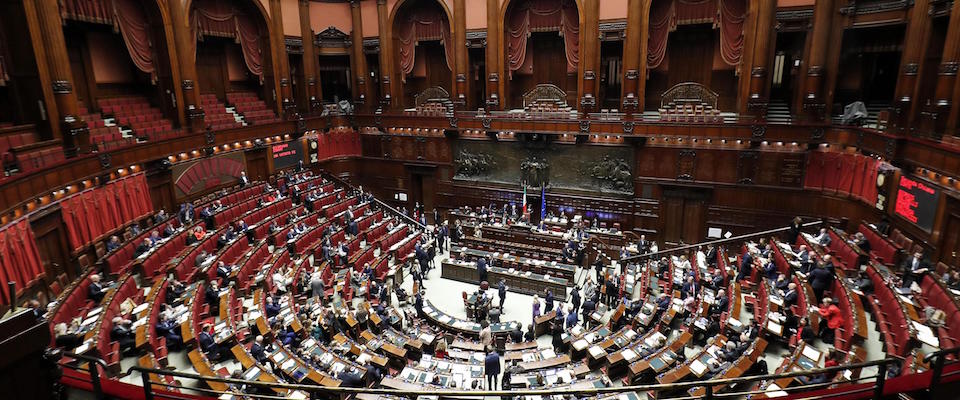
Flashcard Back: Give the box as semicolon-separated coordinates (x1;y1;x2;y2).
189;0;280;127
502;0;581;110
390;0;455;109
644;0;746;113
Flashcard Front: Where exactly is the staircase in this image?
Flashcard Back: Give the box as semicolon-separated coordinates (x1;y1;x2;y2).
226;92;281;126
766;100;793;125
98;96;180;143
201;94;243;131
79;103;130;151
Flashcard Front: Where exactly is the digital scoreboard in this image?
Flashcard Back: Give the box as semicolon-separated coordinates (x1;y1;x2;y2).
271;140;303;170
894;175;940;232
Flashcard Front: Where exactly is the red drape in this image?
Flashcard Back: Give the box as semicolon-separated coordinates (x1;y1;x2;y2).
506;0;579;78
60;0;157;81
396;7;454;81
850;154;866;199
0;219;46;303
837;153;856;195
804;152;824;190
113;0;157;82
193;0;264;81
647;0;746;69
821;152;841;194
861;159;880;206
717;0;746;66
60;174;153;250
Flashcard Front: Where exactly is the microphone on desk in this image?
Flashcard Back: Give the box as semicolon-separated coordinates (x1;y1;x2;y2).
7;281;16;307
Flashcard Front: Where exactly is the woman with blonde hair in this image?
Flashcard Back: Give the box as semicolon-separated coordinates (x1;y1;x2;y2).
434;337;449;359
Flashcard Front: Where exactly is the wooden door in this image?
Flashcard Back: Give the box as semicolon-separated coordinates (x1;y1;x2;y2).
682;199;706;245
661;197;685;245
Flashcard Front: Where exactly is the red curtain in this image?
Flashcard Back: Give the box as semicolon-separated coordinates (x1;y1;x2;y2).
647;0;746;69
60;0;114;24
717;0;746;66
821;152;841;193
647;0;674;69
506;0;579;78
850;154;866;199
60;174;153;250
193;0;264;81
60;0;157;81
396;7;454;81
837;153;856;195
113;0;157;82
804;152;824;190
861;159;880;206
0;219;46;303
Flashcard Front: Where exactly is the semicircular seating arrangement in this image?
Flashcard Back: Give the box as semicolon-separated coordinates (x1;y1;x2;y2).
36;170;960;399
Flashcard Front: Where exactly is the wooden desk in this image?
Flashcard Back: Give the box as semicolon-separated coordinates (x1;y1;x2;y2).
442;260;569;300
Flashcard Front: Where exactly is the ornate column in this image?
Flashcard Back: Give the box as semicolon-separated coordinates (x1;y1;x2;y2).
350;1;371;110
621;0;647;114
34;0;88;156
299;0;321;113
270;0;296;118
801;0;834;120
485;0;501;110
930;0;960;136
376;0;394;109
168;0;205;132
892;0;933;133
578;0;600;113
745;0;776;117
453;0;468;109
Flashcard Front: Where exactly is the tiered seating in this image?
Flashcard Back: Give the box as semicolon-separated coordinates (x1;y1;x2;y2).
98;97;180;142
826;227;867;271
226;92;280;125
917;275;960;349
200;94;242;131
79;103;130;150
863;265;914;357
0;124;65;174
858;223;901;266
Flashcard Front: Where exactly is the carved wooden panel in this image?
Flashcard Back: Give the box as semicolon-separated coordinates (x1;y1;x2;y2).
677;150;696;180
737;151;759;184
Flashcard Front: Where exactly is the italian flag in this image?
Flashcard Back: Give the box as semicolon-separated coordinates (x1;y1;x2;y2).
521;184;527;215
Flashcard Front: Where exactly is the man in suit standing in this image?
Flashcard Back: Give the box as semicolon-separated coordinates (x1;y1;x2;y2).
808;262;834;303
901;251;929;288
738;251;754;281
477;256;489;284
484;349;501;390
239;171;250;186
782;282;799;307
498;279;507;310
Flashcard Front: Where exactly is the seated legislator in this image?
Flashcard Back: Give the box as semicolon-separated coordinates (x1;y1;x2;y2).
88;274;106;303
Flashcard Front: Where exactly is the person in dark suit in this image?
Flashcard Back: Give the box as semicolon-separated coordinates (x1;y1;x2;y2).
264;296;281;319
544;290;554;314
787;217;803;245
738;251;753;281
901;251;930;288
510;325;523;343
155;313;183;351
88;274;106;303
498;280;507;310
796;245;812;273
570;287;581;313
782;283;799;307
110;317;136;355
162;224;175;238
205;281;220;315
484;350;501;390
710;289;729;316
134;238;152;257
239;171;250;186
477;257;488;284
808;263;834;303
198;324;221;361
250;335;269;364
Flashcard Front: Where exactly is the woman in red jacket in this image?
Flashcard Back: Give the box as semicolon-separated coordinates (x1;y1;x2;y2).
816;297;844;344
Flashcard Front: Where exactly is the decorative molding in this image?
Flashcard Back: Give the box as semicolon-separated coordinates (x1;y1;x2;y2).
840;0;912;15
583;70;596;80
579;119;591;134
599;21;627;32
181;79;195;90
481;117;492;130
751;125;766;139
317;26;350;48
624;70;638;80
776;9;814;20
280;78;290;87
285;36;303;54
52;80;73;94
98;153;111;169
205;131;215;145
677;150;696;181
940;62;959;76
807;66;824;77
456;73;467;83
751;67;767;78
811;127;825;141
622;121;635;134
903;63;919;75
580;95;597;108
488;72;499;82
448;115;458;128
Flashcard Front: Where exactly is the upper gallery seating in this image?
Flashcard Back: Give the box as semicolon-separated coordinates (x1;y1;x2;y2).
226;92;280;126
98;97;180;142
200;94;242;131
79;103;131;151
0;124;65;177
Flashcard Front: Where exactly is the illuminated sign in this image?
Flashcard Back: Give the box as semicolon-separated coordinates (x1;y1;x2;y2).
894;175;939;232
271;140;303;170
